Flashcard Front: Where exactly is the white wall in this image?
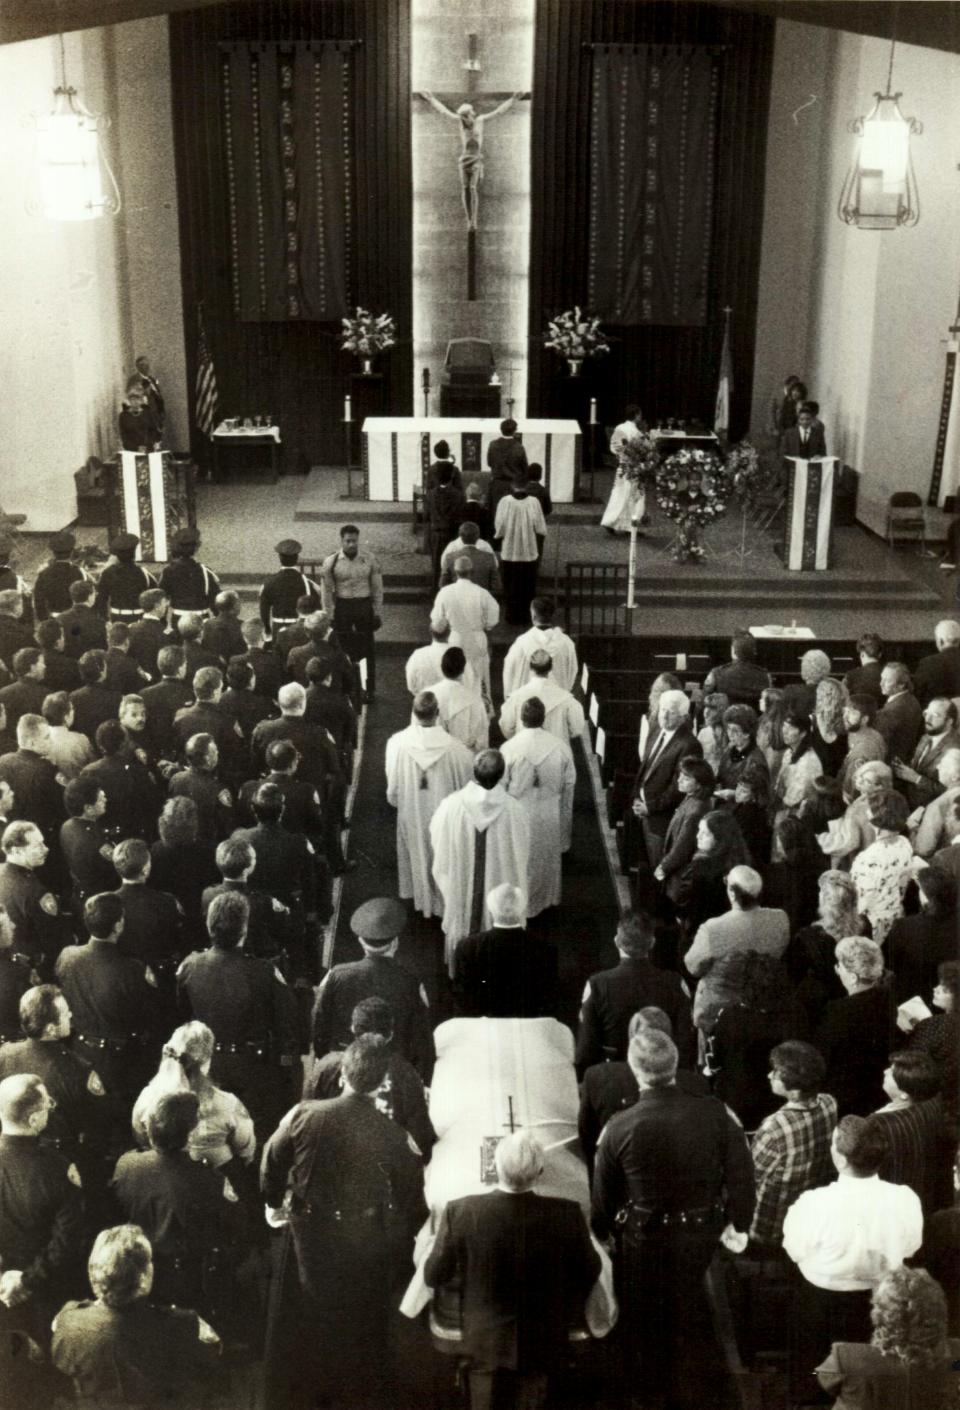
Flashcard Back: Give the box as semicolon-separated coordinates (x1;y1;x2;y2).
752;21;960;534
0;17;185;532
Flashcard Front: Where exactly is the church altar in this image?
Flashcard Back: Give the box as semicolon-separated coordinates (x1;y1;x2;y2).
360;417;582;502
400;1017;617;1336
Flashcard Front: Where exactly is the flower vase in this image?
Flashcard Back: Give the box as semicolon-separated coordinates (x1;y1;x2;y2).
360;358;374;376
567;357;583;377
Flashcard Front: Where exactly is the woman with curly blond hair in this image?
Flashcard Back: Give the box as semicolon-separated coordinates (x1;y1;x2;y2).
787;870;865;1026
815;1267;960;1408
812;676;847;777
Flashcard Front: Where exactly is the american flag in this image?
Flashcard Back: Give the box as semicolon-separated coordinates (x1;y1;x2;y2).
714;309;733;436
195;304;219;439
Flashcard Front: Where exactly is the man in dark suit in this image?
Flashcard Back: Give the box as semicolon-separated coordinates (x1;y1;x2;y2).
69;652;122;745
874;662;924;764
424;1129;600;1410
843;631;885;706
630;687;701;892
575;910;695;1075
781;402;827;460
170;667;243;778
892;697;960;808
140;646;193;758
127;588;174;681
55;581;107;662
453;882;558;1019
34;621;81;693
228;618;286;701
261;1035;426;1410
913;619;960;706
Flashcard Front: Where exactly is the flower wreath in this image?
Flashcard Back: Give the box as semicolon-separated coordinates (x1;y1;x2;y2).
655;448;730;526
617;431;661;487
724;440;771;507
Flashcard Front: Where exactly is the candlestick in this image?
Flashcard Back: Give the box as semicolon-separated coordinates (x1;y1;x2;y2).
627;520;638;609
589;398;597;426
344;395;352;424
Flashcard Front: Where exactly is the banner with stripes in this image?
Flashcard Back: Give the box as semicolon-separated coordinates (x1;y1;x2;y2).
782;455;836;571
195;305;219;440
929;339;959;508
119;452;178;562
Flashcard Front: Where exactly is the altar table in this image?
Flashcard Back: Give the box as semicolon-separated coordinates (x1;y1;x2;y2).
361;417;582;502
400;1017;617;1336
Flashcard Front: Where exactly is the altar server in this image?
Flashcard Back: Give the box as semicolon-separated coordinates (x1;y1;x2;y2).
431;557;499;701
500;649;585;747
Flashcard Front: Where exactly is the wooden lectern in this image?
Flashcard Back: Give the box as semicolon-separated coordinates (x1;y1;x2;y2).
782;456;838;570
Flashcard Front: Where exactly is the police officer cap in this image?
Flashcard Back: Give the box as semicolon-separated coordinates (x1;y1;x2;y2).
275;538;302;557
109;532;140;554
350;897;407;943
172;527;200;549
49;531;76;553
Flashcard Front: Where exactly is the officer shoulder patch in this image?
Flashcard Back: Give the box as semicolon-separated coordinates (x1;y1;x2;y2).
86;1070;106;1097
39;893;59;916
66;1163;82;1188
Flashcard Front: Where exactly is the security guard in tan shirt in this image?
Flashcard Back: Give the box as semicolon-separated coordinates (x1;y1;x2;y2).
320;526;383;700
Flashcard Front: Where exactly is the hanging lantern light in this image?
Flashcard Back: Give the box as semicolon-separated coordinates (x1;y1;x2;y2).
838;41;921;230
25;34;121;221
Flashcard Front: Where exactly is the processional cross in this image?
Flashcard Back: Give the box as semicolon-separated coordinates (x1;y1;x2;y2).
415;32;530;299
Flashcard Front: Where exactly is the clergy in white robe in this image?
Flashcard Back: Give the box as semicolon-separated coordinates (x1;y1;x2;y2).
501;597;578;696
405;625;479;696
430;559;500;700
386;690;474;918
494;486;547;627
500;650;586;746
501;698;576;915
430;749;531;974
430;646;489;753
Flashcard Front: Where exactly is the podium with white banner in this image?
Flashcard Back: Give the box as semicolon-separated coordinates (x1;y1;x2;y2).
116;451;194;562
781;456;837;571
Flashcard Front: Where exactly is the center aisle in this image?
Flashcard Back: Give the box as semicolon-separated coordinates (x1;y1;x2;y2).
328;652;623;1029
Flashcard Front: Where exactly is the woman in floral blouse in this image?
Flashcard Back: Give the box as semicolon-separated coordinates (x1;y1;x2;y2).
850;790;914;944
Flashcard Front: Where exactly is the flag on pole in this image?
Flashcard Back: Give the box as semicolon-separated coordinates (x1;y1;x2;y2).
715;309;733;435
930;335;960;508
195;304;219;439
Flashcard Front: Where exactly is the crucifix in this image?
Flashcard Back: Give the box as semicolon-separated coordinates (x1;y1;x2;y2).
415;33;530;298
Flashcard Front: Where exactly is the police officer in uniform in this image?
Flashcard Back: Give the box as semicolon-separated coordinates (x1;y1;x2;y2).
0;1073;85;1341
176;890;298;1142
59;778;116;918
128;588;174;681
259;539;322;643
591;1029;755;1408
311;898;434;1080
0;823;64;976
54;893;160;1107
32;532;85;622
95;534;157;622
321;525;383;699
158;528;220;631
261;1034;426;1410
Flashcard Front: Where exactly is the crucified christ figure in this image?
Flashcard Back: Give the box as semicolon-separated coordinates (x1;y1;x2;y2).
418;90;526;231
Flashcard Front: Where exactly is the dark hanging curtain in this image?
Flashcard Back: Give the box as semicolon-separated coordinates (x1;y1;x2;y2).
220;42;351;322
588;46;719;327
529;1;775;437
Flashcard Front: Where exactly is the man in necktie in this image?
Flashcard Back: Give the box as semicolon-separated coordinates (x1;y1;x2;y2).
892;696;960;809
630;689;701;905
783;402;827;461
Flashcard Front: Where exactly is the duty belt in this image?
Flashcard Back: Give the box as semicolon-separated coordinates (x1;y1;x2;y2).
109;608;143;619
171;607;211;619
76;1032;139;1052
295;1201;382;1223
615;1202;722;1235
270;617;298;626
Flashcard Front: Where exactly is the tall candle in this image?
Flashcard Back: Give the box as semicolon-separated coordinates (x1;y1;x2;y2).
344;395;352;424
589;398;597;426
627;520;638;609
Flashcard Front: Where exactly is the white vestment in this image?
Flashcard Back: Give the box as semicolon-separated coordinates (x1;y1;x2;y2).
405;641;478;697
430;781;530;973
386;723;474;917
502;624;578;697
431;579;500;697
494;494;546;562
501;727;576;915
601;420;645;530
429;677;489;753
500;676;586;746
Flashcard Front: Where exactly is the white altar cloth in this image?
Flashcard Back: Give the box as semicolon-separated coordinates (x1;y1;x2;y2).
400;1017;617;1336
361;418;582;503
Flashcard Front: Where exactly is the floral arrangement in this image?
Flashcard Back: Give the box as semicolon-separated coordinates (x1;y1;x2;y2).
543;307;609;360
340;308;397;357
656;448;730;561
617;432;661;488
724;440;772;507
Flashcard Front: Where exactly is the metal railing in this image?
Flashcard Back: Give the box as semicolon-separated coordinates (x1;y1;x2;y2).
563;562;631;637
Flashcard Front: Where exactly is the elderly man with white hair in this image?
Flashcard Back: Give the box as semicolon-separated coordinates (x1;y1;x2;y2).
249;680;345;810
684;865;790;1030
814;937;893;1116
630;686;701;890
501;696;576;915
913;618;960;706
431;556;499;701
452;882;558;1017
499;649;585;748
424;1128;600;1410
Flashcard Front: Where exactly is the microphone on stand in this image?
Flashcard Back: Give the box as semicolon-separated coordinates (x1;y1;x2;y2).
422;367;431;417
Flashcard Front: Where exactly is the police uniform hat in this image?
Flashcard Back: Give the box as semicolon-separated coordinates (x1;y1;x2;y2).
172;527;200;550
49;531;76;554
275;538;302;557
350;897;407;943
109;532;140;554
